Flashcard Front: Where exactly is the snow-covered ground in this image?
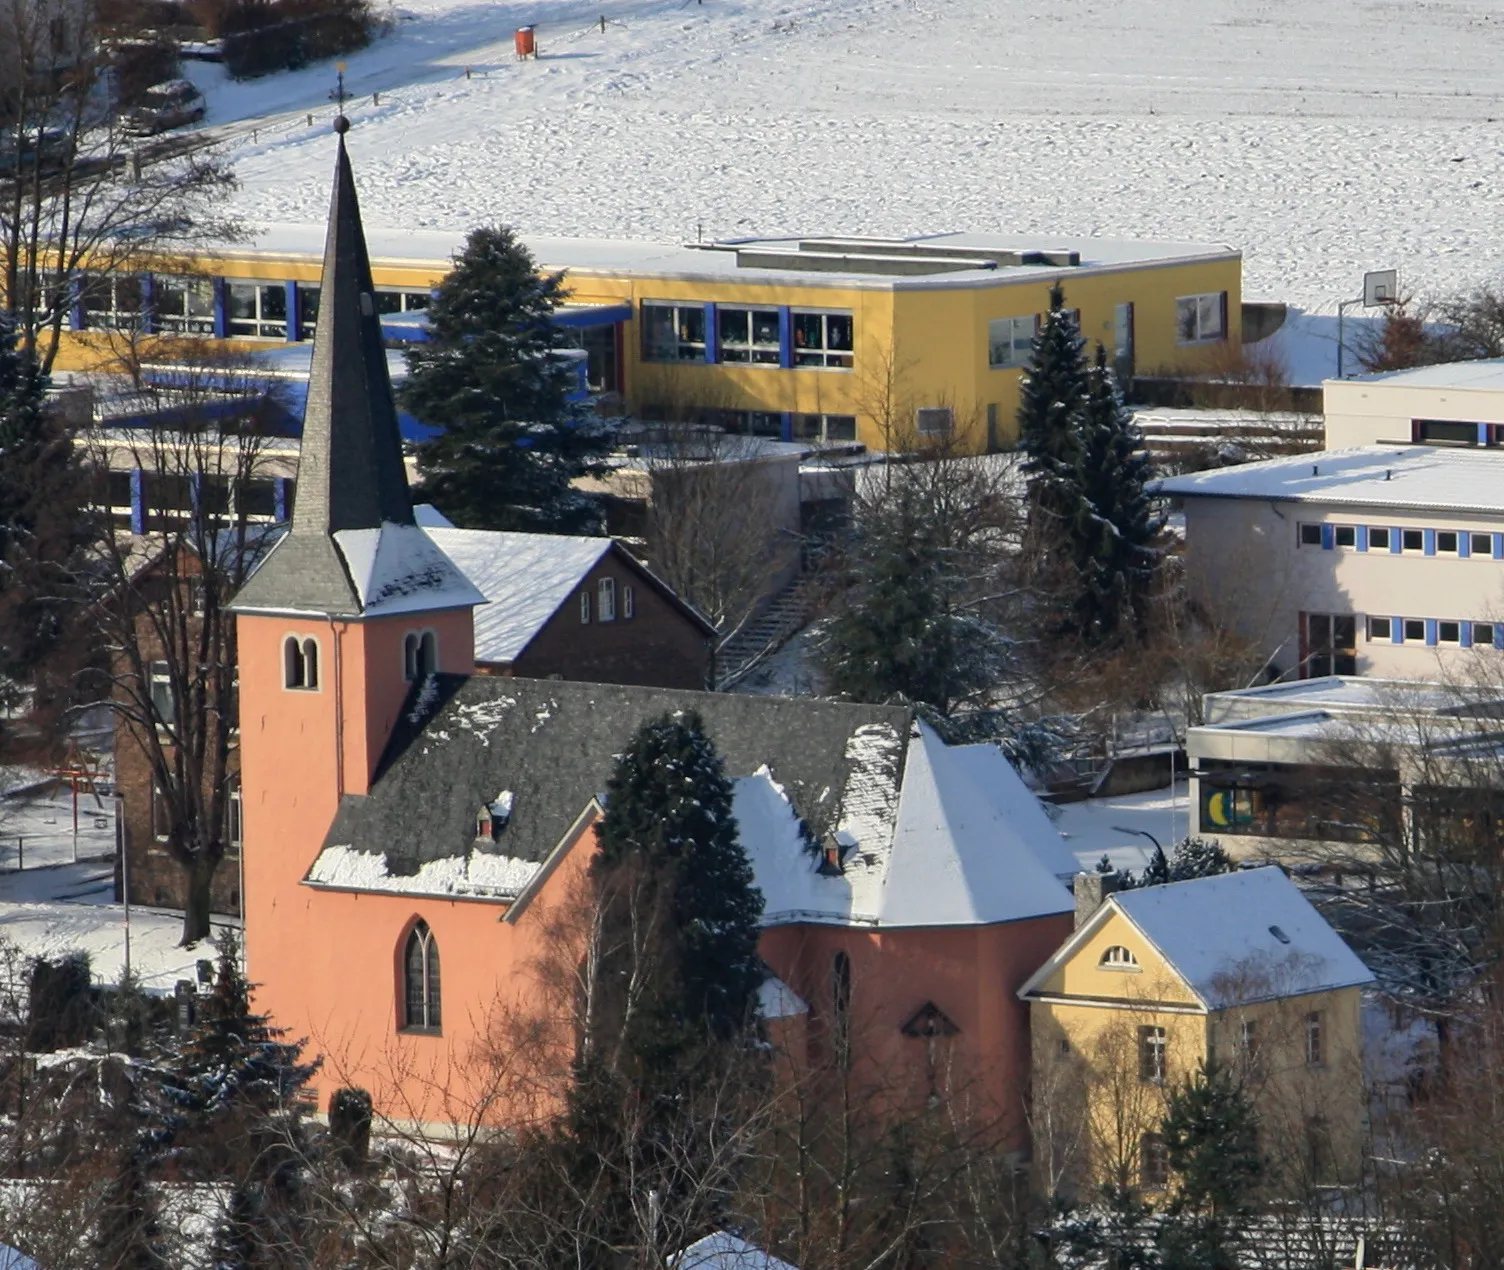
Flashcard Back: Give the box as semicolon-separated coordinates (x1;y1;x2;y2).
0;783;117;873
1052;780;1193;877
176;0;1504;315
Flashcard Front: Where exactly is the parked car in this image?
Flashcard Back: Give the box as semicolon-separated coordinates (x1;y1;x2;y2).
121;80;205;136
0;128;72;178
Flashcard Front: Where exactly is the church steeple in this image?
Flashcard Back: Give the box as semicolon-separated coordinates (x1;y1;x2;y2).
233;122;483;620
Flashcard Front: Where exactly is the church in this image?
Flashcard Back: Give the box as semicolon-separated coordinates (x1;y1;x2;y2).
228;123;1079;1140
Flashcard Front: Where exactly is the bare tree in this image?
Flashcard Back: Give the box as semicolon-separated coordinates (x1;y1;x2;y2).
0;0;241;373
78;340;288;942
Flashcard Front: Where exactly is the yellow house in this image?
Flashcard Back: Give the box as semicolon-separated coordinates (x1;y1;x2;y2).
1018;867;1373;1199
53;226;1243;454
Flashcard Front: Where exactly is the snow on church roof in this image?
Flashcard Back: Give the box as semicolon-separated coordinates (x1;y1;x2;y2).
331;523;487;617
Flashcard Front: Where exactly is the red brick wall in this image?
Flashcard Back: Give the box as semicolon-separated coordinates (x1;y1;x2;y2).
500;552;712;690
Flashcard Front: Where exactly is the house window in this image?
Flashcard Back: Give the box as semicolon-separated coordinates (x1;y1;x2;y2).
1403;529;1424;552
598;577;616;622
1305;1011;1324;1067
1175;291;1227;344
988;315;1037;369
1138;1025;1166;1084
374;289;431;314
579;591;590;624
154;275;215;334
623;585;635;620
403;631;437;680
1298;523;1322;546
148;660;174;725
832;950;852;1066
1437;530;1459;554
916;406;953;437
718;306;780;364
793;413;858;443
402;920;441;1031
1240;1018;1260;1072
284;636;319;690
1100;944;1139;969
1368;616;1392;642
1403;618;1425;643
227;786;242;851
1473;532;1493;557
641;302;706;362
152;783;170;841
791;310;854;369
1369;526;1391;550
297;284;320;338
81;274;144;331
1305;613;1356;677
1413;419;1478;446
1474;622;1496;648
1334;525;1356;548
1439;620;1461;644
1140;1133;1169;1189
227;281;288;339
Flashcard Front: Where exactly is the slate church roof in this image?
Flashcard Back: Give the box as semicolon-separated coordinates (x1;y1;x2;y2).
305;675;1075;930
231;125;481;620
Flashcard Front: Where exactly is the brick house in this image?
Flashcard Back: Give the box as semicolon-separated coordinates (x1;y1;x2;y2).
425;527;715;690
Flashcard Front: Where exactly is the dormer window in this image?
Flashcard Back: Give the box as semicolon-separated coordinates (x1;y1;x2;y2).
1100;944;1139;969
476;791;513;841
284;636;319;690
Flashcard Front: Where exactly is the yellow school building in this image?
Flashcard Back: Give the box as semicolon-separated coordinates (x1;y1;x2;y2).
56;226;1242;453
1019;868;1372;1199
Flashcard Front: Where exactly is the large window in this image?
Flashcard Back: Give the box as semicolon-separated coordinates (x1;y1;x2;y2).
227;786;242;852
149;660;174;725
284;636;319;690
1140;1133;1169;1189
1139;1025;1166;1084
598;576;617;622
81;274;145;331
155;275;214;335
1175;291;1227;344
642;302;706;362
988;315;1036;368
792;310;853;369
1305;613;1356;677
402;920;441;1031
718;306;780;364
298;284;320;338
1305;1011;1324;1067
832;950;852;1067
793;414;857;444
227;282;287;339
374;288;431;314
916;406;953;437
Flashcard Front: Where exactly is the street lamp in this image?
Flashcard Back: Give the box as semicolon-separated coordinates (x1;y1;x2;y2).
1112;825;1163;852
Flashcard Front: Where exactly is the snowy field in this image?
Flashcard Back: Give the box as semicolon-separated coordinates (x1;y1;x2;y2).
179;0;1504;314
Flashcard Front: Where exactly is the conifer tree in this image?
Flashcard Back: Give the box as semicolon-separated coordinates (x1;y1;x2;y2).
401;225;612;533
1158;1059;1263;1268
0;315;89;687
1073;345;1164;643
1017;283;1089;538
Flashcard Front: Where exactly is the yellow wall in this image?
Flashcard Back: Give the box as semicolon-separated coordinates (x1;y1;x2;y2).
1027;907;1366;1199
50;247;1242;455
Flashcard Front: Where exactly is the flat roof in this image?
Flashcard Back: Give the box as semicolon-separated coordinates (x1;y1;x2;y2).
228;224;1239;291
1156;445;1504;515
1333;359;1504;392
1205;675;1493;715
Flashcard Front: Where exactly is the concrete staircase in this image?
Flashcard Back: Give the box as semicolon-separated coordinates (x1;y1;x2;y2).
714;575;819;691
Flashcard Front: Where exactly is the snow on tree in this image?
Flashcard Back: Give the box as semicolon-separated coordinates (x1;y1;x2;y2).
1017;283;1090;551
401;225;613;534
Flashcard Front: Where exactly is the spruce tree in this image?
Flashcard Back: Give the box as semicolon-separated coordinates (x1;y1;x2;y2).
0;315;89;686
1158;1059;1263;1268
401;225;612;533
1074;344;1164;643
1017;283;1089;539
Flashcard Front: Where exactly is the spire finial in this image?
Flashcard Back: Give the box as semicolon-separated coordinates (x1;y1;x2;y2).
333;114;350;135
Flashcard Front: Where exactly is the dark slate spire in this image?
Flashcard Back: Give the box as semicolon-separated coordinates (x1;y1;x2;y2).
294;120;414;536
233;124;475;620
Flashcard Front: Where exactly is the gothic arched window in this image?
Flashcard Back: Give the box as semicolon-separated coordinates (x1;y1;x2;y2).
403;920;441;1031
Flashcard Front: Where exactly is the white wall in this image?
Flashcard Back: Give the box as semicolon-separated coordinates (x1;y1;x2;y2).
1324;378;1504;449
1181;495;1504;678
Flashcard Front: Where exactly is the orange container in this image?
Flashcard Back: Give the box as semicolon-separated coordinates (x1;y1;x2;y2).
514;26;536;58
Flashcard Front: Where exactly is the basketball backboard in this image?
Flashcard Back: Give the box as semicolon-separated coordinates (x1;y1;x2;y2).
1364;269;1399;306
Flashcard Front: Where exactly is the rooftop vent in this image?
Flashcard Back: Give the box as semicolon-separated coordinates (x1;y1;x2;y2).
1269;924;1291;944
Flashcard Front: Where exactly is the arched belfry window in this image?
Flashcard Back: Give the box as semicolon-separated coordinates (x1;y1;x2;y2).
403;920;441;1031
403;630;439;681
284;635;319;690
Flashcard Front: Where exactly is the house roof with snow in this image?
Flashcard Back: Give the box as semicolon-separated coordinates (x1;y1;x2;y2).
1155;444;1504;516
1019;867;1374;1010
424;527;714;664
306;675;1074;929
671;1232;799;1270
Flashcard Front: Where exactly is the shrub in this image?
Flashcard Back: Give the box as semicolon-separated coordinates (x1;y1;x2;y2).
220;0;371;78
25;951;93;1052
